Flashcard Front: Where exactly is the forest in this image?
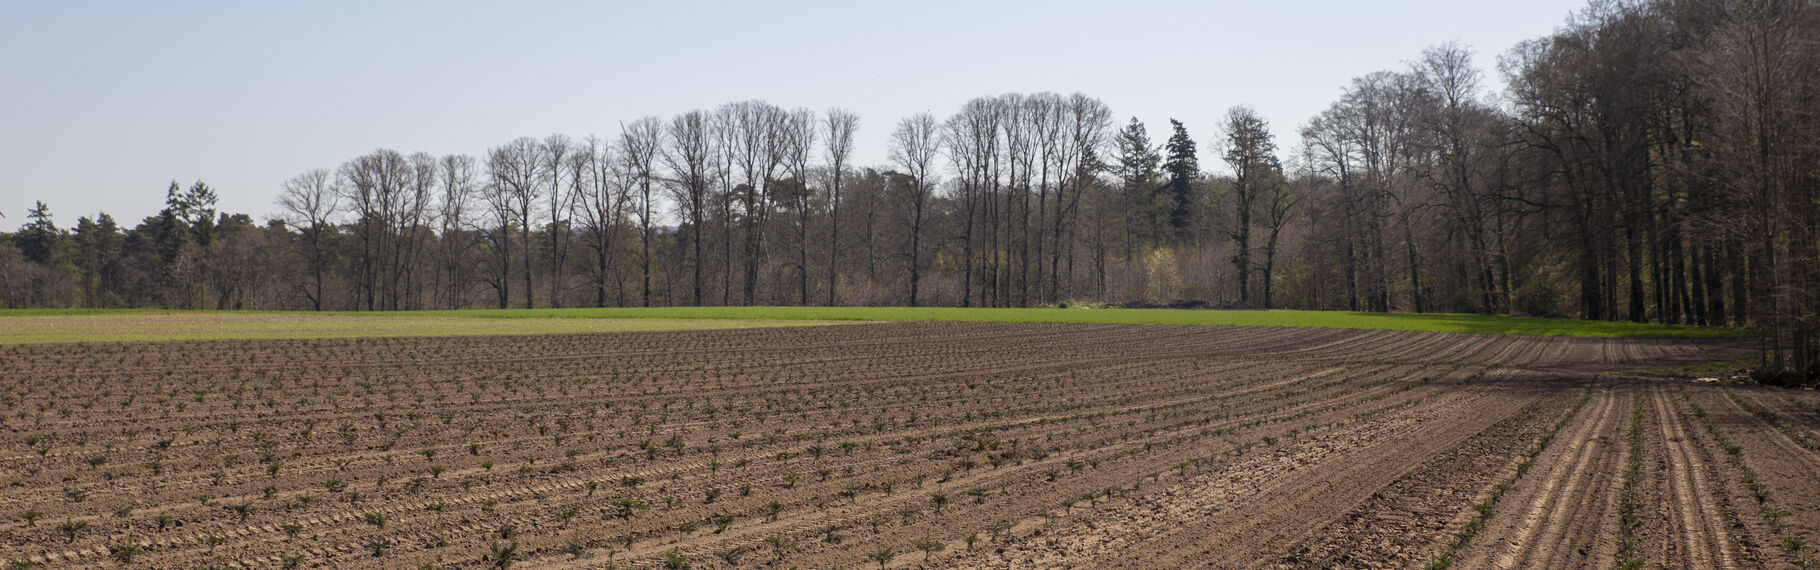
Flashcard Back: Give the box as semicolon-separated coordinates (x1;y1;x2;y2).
3;0;1815;381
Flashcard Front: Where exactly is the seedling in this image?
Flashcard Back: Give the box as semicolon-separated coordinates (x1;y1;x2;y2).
488;541;517;569
364;536;390;557
868;548;895;568
59;519;87;543
715;547;746;565
108;543;143;564
763;534;797;559
610;498;647;519
914;537;946;558
561;539;587;559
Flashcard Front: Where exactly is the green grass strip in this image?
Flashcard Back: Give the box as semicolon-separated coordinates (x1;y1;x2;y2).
0;307;1748;339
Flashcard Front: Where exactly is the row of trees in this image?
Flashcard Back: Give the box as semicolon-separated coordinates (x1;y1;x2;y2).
4;0;1813;380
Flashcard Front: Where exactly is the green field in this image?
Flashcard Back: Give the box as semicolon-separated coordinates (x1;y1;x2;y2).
0;306;1746;344
369;306;1745;339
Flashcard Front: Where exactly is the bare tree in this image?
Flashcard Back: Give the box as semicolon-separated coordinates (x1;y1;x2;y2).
823;108;858;305
543;134;575;307
1054;94;1111;301
1220;105;1277;305
436;154;479;309
398;152;436;309
776;108;818;305
663;111;713;306
1029;93;1063;304
277;169;338;310
1695;0;1818;376
620;118;663;307
1000;94;1036;306
1261;160;1295;309
711;105;740;305
946;98;1004;307
942;105;980;307
573;136;625;307
336;149;416;310
716;101;785;304
710;106;738;306
1300;107;1362;311
486;138;545;308
890;112;940;306
478;167;514;308
1415;42;1505;314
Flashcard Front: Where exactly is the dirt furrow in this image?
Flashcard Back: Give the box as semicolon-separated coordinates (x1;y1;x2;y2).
1460;381;1622;569
919;381;1479;568
1121;387;1503;568
1699;389;1820;566
1276;378;1566;568
0;323;1759;569
1650;383;1738;568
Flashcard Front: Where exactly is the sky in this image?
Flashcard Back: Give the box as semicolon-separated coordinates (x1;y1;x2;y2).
0;0;1588;232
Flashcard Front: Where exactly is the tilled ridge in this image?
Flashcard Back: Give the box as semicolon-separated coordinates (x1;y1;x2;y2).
1461;381;1626;569
0;322;1752;569
1650;384;1740;568
1276;378;1566;568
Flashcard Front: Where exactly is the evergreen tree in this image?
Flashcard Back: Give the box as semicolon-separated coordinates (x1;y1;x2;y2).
1113;118;1163;248
73;214;123;306
1161;119;1199;238
17;201;60;265
153;181;192;262
181;181;219;247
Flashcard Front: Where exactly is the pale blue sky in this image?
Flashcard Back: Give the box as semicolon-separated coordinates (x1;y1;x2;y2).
0;0;1585;231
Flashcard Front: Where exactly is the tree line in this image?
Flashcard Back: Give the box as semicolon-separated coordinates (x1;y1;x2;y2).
3;0;1814;381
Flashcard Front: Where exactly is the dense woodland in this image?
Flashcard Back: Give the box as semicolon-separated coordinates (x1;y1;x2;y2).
3;0;1816;381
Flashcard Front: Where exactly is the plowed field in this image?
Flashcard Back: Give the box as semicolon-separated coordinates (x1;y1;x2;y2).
4;322;1809;569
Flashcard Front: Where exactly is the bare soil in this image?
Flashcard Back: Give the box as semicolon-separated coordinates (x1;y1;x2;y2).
2;322;1796;569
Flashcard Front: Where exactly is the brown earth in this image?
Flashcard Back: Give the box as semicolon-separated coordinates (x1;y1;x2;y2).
2;322;1803;569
